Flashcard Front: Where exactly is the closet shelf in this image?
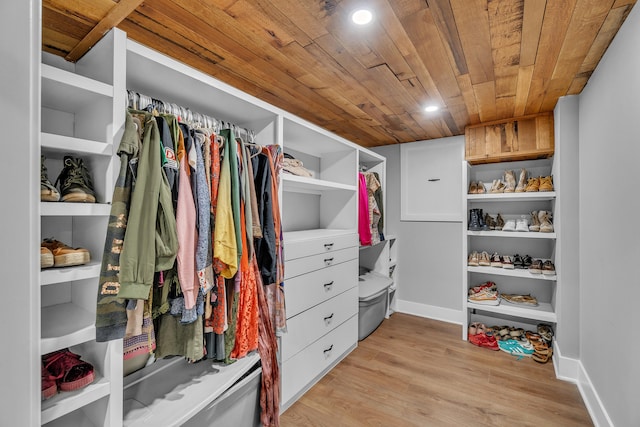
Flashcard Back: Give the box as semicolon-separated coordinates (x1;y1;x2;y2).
41;133;114;156
467;301;557;323
467;230;556;239
41;303;95;355
41;374;110;425
41;202;112;217
123;352;260;427
41;262;101;286
467;192;556;202
41;63;113;112
282;174;356;194
467;266;557;281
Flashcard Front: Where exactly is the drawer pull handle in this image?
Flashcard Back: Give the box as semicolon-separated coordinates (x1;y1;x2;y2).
427;178;440;182
324;243;334;250
323;313;334;325
323;345;333;358
323;281;334;291
324;257;334;266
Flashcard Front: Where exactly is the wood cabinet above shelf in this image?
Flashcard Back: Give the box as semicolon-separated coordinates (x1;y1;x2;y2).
465;113;554;165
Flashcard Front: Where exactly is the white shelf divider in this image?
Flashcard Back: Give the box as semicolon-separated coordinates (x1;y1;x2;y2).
41;262;101;286
41;133;114;157
467;265;556;281
282;174;357;194
41;375;110;425
467;191;556;202
41;303;96;355
467;301;557;323
41;202;112;217
467;230;556;239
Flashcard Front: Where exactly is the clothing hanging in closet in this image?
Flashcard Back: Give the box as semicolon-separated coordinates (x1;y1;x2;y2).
95;102;283;426
358;171;384;246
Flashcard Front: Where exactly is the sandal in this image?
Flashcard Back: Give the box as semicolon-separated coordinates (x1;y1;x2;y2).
533;346;554;363
43;349;95;392
525;332;551;354
537;324;554;343
41;363;57;400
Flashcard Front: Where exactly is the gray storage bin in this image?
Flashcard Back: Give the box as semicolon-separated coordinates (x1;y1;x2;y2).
183;365;262;427
358;271;393;341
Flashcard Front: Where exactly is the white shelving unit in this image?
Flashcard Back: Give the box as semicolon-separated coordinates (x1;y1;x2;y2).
39;29;125;426
463;158;558;341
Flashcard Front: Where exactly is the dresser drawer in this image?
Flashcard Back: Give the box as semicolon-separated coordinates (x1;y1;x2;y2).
281;287;358;362
284;231;358;261
281;315;357;406
285;259;357;317
285;247;358;280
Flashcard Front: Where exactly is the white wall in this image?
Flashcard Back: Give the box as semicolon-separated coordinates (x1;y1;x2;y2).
578;5;640;426
0;0;40;425
374;141;463;324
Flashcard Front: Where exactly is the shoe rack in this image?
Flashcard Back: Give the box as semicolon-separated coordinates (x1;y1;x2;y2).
462;158;557;341
39;30;125;426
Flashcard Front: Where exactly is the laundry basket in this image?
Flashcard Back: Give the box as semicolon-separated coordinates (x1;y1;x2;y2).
358;271;393;340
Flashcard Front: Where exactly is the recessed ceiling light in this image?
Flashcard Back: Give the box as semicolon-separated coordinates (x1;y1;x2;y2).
352;9;373;25
425;105;439;112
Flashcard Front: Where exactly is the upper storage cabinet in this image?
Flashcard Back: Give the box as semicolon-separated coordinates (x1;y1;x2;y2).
465;112;554;165
126;40;279;146
281;116;357;233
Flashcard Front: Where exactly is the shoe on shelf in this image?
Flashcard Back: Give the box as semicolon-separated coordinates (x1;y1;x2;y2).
498;339;535;357
542;260;556;275
489;179;505;193
478;251;491;267
468;209;482;231
503;170;516;193
40;246;54;269
469;330;499;350
513;254;524;269
468;282;500;306
484;213;496;230
501;255;514;269
476;181;486;194
529;211;541;232
490;252;502;268
539;175;554;192
522;254;533;269
495;213;505;231
525;177;540;192
539;210;554;232
40;156;60;202
42;348;95;392
41;363;57;401
515;168;527;192
501;293;539;306
516;216;529;232
41;238;90;267
467;251;480;267
502;219;516;232
537;324;554;343
528;259;543;274
468;181;478;194
55;156;97;203
477;209;488;231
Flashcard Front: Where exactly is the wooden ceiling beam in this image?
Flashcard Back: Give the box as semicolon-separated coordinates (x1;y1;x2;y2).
65;0;145;62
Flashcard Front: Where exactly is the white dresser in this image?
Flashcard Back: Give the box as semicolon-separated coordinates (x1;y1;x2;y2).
280;230;359;409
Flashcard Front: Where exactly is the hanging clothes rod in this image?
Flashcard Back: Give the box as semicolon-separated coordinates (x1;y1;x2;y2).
126;89;256;142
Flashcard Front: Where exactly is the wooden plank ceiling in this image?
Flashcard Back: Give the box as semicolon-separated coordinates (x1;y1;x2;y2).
42;0;636;147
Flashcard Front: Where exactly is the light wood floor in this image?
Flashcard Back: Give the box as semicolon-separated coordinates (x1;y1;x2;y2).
281;313;592;426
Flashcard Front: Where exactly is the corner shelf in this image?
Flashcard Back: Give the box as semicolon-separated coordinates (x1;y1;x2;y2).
41;63;113;112
282;174;357;194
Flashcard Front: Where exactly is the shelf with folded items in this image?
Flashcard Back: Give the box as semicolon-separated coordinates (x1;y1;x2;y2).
467;301;557;323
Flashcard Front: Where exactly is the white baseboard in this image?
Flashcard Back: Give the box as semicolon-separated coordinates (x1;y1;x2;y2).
576;361;614;427
552;342;579;382
395;299;463;325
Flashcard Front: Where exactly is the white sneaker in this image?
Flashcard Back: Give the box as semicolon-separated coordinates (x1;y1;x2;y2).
516;216;529;232
502;219;516;232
